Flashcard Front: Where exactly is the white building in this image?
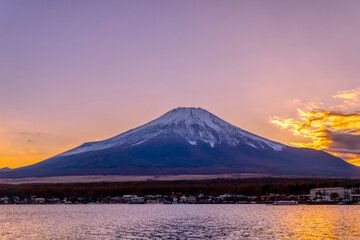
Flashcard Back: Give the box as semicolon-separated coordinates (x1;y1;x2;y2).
180;196;187;203
310;187;351;201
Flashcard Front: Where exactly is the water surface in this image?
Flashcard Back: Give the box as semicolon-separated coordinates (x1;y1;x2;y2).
1;205;359;239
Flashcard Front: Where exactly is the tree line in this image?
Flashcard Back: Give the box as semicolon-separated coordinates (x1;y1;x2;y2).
0;177;359;199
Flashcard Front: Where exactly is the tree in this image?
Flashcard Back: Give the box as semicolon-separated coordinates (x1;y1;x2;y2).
330;192;339;201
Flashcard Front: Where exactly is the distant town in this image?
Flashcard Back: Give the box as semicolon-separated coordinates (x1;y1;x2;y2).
1;186;360;205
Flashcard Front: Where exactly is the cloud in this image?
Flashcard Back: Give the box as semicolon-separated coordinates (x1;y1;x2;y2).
271;87;360;165
347;158;360;166
327;131;360;153
332;87;360;110
334;88;360;101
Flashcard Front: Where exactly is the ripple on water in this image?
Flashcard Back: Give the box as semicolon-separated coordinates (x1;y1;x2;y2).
0;205;360;239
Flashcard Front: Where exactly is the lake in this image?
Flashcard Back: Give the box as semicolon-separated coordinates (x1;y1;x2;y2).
1;204;359;239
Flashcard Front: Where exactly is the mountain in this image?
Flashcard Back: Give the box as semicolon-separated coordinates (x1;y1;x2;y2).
3;107;359;178
0;167;11;172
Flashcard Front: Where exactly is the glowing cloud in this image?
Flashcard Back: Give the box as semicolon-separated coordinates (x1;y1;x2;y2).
334;88;360;101
271;87;360;166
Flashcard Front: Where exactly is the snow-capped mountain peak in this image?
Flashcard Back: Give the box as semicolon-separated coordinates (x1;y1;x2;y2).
10;107;358;179
59;107;285;157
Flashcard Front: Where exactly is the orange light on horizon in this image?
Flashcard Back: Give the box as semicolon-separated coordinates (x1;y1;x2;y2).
271;88;360;165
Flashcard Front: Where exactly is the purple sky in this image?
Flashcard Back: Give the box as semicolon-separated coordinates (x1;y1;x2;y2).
1;0;360;168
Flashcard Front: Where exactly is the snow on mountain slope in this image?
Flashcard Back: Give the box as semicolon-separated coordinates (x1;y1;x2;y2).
58;107;286;157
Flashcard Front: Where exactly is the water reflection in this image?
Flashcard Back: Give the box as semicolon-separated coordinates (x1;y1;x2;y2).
0;205;359;239
277;205;360;239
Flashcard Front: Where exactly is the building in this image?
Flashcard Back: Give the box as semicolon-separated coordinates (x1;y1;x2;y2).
34;198;46;204
310;187;351;201
180;196;187;203
187;195;196;203
0;196;9;204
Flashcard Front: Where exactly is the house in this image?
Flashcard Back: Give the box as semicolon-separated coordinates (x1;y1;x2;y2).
62;197;72;204
47;198;61;204
261;195;271;201
123;195;138;203
0;196;9;204
132;196;144;204
310;187;351;201
180;196;187;203
219;194;232;200
34;198;46;204
187;195;196;203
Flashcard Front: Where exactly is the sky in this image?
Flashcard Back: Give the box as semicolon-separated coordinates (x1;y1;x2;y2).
0;0;360;169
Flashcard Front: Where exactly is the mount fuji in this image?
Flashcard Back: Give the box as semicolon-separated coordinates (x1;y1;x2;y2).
3;107;359;178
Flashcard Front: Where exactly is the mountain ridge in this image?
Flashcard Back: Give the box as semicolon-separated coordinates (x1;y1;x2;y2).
2;107;359;178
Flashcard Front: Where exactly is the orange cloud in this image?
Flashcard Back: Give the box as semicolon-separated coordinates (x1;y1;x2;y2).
347;158;360;166
334;88;360;101
271;87;360;165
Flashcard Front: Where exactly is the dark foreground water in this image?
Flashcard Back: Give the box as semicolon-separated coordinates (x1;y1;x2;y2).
1;204;360;239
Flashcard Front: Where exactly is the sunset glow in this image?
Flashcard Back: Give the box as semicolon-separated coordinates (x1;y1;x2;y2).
2;2;360;240
1;1;360;168
271;88;360;165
